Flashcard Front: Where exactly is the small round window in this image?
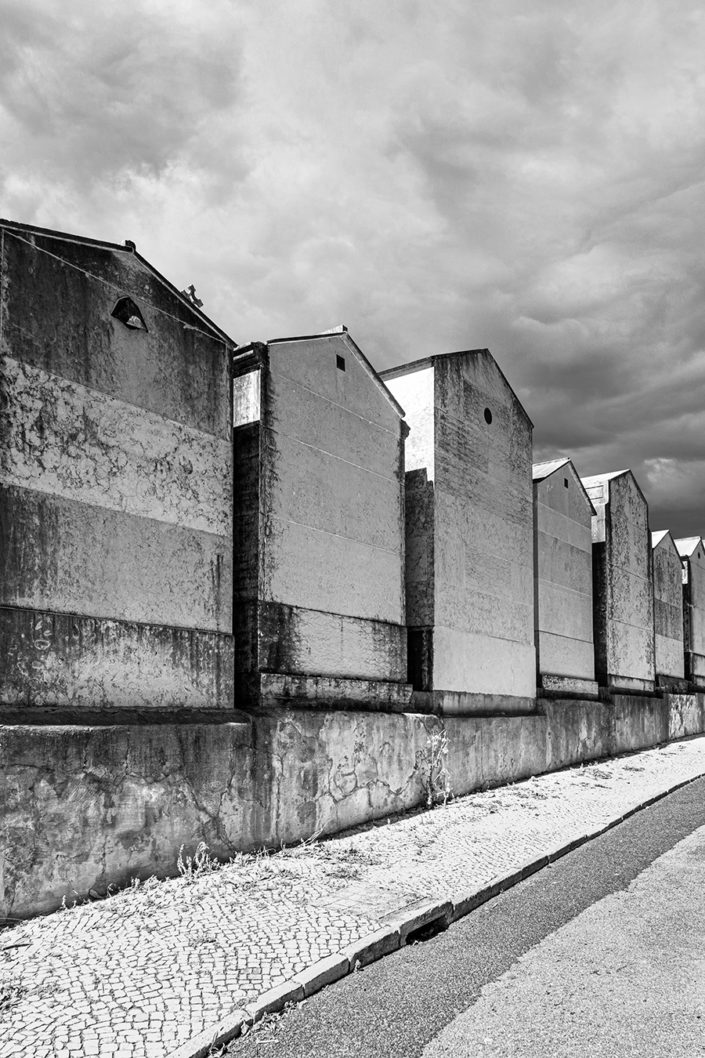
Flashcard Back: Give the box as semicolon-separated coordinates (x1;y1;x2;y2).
484;407;492;424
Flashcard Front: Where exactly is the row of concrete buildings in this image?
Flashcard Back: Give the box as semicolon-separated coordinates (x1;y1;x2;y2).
2;219;702;719
2;219;704;920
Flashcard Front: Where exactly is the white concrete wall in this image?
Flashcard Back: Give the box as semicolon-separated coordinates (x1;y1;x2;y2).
383;365;434;479
535;463;595;681
432;352;535;698
652;535;685;681
260;335;406;680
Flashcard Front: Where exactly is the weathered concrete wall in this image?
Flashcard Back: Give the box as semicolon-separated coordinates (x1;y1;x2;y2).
384;350;535;710
652;531;685;684
0;225;235;711
231;334;408;696
0;609;233;711
534;461;596;689
432;351;535;703
583;471;655;692
404;468;435;631
667;692;705;740
680;540;705;688
5;690;702;922
264;336;405;625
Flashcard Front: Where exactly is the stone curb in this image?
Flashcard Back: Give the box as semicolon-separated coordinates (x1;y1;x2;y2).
173;766;705;1058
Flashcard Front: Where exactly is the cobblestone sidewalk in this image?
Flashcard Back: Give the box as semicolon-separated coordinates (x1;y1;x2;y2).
4;737;705;1058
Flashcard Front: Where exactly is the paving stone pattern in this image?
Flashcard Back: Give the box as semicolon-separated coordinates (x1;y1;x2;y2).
3;738;705;1057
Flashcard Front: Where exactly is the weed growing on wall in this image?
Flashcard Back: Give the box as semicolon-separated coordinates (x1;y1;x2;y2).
176;842;220;882
418;728;453;808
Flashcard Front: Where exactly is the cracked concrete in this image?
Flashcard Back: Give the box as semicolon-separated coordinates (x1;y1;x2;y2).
4;695;705;921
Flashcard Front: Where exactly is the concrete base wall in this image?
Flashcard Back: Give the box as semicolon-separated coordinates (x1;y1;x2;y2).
3;693;705;923
668;693;705;739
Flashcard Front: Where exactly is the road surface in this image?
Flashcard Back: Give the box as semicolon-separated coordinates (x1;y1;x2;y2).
223;774;705;1057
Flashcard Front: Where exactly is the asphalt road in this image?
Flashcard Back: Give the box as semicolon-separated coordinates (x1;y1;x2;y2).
223;774;705;1057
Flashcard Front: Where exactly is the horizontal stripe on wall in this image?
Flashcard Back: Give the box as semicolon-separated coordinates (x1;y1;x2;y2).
0;355;232;536
255;600;407;683
0;605;234;711
1;484;232;630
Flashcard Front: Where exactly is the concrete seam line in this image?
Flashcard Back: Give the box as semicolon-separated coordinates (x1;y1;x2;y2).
171;766;705;1058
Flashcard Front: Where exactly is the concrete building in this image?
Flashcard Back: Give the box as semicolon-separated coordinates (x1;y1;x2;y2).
581;470;655;694
231;327;411;709
381;349;536;714
532;458;597;698
0;220;237;716
675;537;705;690
651;530;686;689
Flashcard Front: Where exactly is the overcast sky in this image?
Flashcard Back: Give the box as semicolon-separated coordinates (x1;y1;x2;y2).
2;0;704;534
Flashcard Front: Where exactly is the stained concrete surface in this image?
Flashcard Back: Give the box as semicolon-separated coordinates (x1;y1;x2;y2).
232;333;409;699
584;471;655;691
4;695;704;919
222;774;705;1058
652;530;685;683
384;350;535;707
533;459;596;689
0;222;235;714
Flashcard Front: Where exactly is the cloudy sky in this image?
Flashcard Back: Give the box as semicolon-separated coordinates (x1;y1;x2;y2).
2;0;704;534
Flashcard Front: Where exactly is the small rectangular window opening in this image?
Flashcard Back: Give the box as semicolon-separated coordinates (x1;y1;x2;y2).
336;354;346;372
564;477;569;488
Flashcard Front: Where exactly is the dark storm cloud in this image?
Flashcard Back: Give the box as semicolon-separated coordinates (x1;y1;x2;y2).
1;0;704;532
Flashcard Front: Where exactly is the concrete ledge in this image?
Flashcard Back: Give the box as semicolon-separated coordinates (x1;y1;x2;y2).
0;707;252;727
657;674;690;693
411;689;537;717
257;672;414;712
601;677;658;696
539;674;599;700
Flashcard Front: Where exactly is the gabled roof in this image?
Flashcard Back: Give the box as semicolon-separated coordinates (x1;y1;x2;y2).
580;468;648;509
380;348;533;428
0;218;236;347
532;457;570;482
651;530;685;562
533;457;596;514
580;469;631;487
258;325;406;420
675;537;703;559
